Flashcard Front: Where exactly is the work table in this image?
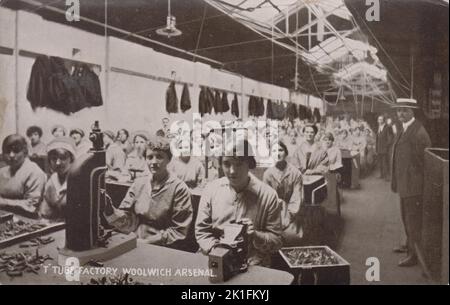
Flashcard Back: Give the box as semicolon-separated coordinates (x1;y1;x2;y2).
0;229;294;285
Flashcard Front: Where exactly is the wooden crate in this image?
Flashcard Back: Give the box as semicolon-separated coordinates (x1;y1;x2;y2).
278;246;350;285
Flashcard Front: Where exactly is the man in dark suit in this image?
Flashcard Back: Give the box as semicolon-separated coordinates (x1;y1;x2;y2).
391;98;431;267
376;115;393;180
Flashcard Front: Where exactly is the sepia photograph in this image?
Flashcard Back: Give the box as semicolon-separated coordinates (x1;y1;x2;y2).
0;0;448;291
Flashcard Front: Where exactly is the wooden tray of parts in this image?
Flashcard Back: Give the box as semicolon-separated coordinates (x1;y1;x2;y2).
0;218;65;250
278;246;350;285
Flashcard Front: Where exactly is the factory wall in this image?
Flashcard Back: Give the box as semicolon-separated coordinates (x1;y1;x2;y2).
0;7;293;145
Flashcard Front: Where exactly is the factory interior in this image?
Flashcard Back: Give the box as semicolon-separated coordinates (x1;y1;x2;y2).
0;0;448;285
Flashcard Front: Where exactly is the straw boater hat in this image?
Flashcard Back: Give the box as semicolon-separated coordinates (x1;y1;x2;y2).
391;98;420;109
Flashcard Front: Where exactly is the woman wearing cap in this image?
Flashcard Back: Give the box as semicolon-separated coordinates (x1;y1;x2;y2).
168;138;205;189
123;132;150;179
103;130;126;177
39;137;76;221
263;141;303;246
104;136;193;248
322;132;343;172
291;124;329;175
0;135;46;217
195;140;282;267
51;125;67;138
70;128;91;158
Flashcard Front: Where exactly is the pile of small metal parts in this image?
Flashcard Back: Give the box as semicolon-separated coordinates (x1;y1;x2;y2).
87;273;145;285
0;219;47;241
19;236;55;248
283;248;340;266
0;249;53;277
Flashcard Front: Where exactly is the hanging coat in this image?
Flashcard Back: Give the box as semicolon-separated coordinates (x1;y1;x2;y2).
266;99;273;119
313;108;321;123
286;103;298;121
298;105;306;120
180;83;191;113
199;86;208;117
213;90;222;114
199;86;214;117
231;93;239;118
255;97;264;117
27;55;52;111
248;96;256;116
48;57;85;115
72;64;103;110
272;102;286;121
306;107;313;121
206;88;215;114
27;56;103;115
166;81;178;113
221;92;230;113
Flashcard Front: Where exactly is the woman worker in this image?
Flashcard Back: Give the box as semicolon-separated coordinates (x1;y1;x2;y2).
195;139;282;267
323;132;343;172
263;141;303;246
291;124;329;175
39;137;76;221
70;128;91;158
168;139;205;189
51;125;67;138
103;130;126;176
123;132;150;179
116;128;133;156
0;135;46;217
104;136;193;248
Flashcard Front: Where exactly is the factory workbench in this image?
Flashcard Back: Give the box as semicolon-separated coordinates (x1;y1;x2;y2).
0;229;294;285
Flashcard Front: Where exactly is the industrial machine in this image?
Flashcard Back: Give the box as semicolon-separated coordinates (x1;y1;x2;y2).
208;221;249;283
58;121;136;266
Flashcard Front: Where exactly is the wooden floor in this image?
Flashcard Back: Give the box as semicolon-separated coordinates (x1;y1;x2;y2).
336;172;431;285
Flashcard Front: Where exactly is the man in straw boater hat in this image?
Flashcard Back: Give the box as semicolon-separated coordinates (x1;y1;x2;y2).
390;98;431;267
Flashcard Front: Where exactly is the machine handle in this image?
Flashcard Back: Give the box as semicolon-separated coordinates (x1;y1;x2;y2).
312;182;327;205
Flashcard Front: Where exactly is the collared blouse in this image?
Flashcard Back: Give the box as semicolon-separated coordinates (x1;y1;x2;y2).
195;174;282;266
39;173;67;221
106;142;126;172
28;142;47;158
291;141;329;175
0;158;46;216
326;146;343;171
105;173;193;247
123;150;150;178
263;163;303;229
168;157;205;189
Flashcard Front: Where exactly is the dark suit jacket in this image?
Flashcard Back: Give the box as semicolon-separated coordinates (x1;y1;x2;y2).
376;124;393;154
391;119;431;198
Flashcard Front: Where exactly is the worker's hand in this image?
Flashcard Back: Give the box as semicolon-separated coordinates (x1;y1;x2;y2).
240;218;255;237
304;169;314;175
141;227;163;245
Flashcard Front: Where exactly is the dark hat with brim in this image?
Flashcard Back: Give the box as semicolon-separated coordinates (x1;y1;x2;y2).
391;98;420;109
